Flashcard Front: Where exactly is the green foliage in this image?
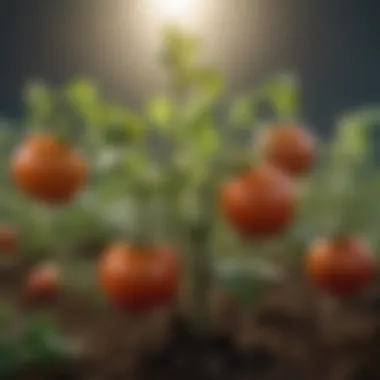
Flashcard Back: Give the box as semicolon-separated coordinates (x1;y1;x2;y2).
101;104;145;144
229;73;300;127
23;81;53;128
65;79;100;123
147;96;174;129
0;307;81;376
161;26;200;75
229;95;256;126
2;26;380;312
265;73;300;121
20;313;82;367
215;258;284;305
192;68;225;103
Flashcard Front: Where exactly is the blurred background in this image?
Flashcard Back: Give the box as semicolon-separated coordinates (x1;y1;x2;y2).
1;1;380;380
1;0;380;135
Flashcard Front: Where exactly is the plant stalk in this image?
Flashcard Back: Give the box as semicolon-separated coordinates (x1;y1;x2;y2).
187;184;215;334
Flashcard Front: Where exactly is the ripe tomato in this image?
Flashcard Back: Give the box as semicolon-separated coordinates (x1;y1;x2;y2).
98;242;181;313
11;135;88;205
26;263;60;301
220;165;295;238
260;125;316;177
0;225;18;253
305;237;375;297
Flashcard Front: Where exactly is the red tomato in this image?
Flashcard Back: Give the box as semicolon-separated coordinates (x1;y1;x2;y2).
98;242;181;313
220;164;295;238
261;125;316;177
305;237;375;297
0;225;18;253
11;135;88;205
26;263;60;301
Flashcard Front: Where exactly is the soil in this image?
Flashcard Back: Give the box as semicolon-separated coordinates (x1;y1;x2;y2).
1;262;380;380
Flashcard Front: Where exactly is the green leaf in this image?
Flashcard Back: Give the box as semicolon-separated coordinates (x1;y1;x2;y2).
146;97;174;129
195;126;220;158
161;26;200;70
104;105;145;142
215;258;284;304
66;79;98;108
334;114;369;160
266;73;300;120
229;96;254;126
23;81;53;126
65;79;101;125
329;109;380;172
123;149;149;177
21;313;81;366
193;68;225;102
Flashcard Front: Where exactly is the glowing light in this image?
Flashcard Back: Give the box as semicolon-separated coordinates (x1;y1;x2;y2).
147;0;201;24
162;0;193;19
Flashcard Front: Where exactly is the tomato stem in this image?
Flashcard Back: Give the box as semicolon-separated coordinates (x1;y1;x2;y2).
130;182;153;249
186;182;216;334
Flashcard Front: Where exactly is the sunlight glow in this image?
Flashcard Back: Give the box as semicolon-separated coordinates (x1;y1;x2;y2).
161;0;193;20
148;0;201;24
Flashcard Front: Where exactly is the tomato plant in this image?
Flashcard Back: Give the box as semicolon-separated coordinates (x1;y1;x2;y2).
305;236;375;297
220;164;296;238
11;135;88;205
98;242;180;313
3;24;380;339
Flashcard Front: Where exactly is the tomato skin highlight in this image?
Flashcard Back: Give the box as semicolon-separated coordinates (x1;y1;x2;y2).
11;135;88;205
98;242;181;313
220;165;295;238
0;225;18;254
26;264;60;301
306;237;375;297
261;125;316;177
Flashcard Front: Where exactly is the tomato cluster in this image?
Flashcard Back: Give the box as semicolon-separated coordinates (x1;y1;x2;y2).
7;117;377;310
221;124;316;239
221;123;377;297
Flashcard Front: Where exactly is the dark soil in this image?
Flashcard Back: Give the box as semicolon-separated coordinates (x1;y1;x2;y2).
1;262;380;380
